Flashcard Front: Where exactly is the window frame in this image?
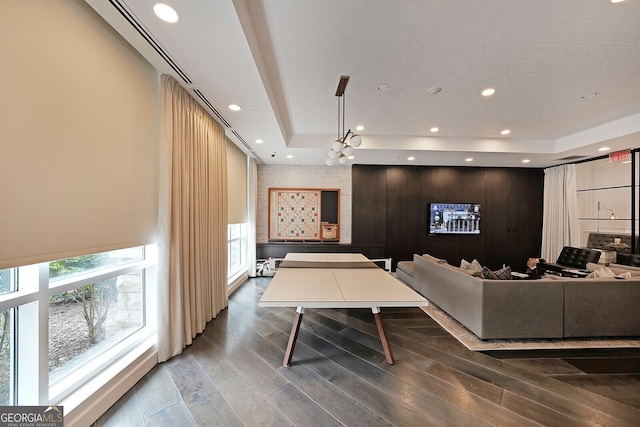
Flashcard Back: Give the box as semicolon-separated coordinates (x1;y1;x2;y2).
0;245;156;406
228;223;248;282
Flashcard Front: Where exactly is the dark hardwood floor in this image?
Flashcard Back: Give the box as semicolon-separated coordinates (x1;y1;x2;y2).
95;277;640;426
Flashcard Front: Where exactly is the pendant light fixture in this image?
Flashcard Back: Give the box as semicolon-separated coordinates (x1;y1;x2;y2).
326;76;362;166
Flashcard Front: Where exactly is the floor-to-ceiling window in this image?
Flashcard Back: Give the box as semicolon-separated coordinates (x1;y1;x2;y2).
227;139;249;287
576;150;640;250
0;246;156;405
228;223;248;281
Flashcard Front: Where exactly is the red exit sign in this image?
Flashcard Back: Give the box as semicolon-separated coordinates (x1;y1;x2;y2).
610;149;631;163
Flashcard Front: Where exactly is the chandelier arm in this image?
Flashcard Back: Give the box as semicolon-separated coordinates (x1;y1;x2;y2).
337;95;341;141
328;75;360;164
342;93;346;141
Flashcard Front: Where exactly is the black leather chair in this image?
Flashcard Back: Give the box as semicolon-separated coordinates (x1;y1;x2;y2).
538;246;601;273
616;253;640;267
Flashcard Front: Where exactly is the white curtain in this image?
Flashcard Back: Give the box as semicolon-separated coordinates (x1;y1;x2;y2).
541;164;579;262
157;75;228;362
247;158;258;277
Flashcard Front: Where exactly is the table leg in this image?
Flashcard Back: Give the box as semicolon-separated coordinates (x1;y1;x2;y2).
284;307;305;367
372;307;394;364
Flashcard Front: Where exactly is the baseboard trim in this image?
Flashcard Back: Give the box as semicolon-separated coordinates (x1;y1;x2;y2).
62;337;157;427
228;272;248;295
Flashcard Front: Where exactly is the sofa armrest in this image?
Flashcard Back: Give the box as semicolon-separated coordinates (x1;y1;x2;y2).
564;280;640;337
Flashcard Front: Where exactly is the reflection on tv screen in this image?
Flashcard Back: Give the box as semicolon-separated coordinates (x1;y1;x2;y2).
429;203;480;235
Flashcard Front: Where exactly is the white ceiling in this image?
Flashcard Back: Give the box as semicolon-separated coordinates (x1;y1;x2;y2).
87;0;640;167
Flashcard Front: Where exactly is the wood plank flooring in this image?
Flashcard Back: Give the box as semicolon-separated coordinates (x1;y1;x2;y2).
94;277;640;426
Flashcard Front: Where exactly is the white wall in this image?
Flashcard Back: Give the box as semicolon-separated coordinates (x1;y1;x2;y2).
257;165;352;243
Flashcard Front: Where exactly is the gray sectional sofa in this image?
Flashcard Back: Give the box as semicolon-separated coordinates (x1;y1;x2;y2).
397;254;640;340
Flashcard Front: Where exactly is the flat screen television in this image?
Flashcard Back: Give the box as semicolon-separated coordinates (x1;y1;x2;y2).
428;203;481;235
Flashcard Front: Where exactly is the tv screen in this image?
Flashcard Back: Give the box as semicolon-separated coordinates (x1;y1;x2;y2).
429;203;481;235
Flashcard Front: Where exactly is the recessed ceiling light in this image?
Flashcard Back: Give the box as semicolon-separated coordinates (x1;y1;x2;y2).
255;139;263;144
347;155;355;160
522;159;531;163
611;0;624;4
377;84;391;91
228;104;242;111
500;129;511;135
356;125;365;131
408;156;415;161
153;3;180;23
465;158;474;162
430;127;439;133
286;155;293;159
427;87;442;96
599;147;610;152
481;88;495;97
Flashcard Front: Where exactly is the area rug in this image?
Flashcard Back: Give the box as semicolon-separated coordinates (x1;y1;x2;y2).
419;304;640;351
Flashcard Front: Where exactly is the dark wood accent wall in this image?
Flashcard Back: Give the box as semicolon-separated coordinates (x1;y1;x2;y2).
352;165;544;271
257;243;385;259
386;167;422;266
351;166;388;245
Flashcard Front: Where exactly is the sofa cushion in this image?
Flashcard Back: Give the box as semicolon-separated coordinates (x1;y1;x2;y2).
396;260;416;287
609;263;640;272
396;261;414;277
421;254;448;264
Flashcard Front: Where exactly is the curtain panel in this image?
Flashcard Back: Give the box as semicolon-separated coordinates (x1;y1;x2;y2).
541;164;578;262
158;75;228;362
248;158;258;276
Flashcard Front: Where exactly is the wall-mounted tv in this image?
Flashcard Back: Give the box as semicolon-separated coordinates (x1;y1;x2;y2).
428;203;481;235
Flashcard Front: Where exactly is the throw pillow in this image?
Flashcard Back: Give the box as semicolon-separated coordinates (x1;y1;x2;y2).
481;266;512;280
586;267;627;279
422;254;448;264
461;268;483;277
585;262;600;272
587;267;611;279
461;259;483;277
460;258;482;271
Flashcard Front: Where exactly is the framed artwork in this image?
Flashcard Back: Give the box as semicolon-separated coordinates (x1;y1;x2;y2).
268;188;340;241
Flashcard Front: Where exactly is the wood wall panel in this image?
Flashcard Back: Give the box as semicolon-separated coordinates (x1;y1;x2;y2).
386;167;422;268
484;169;518;268
423;168;488;265
351;166;387;245
352;165;544;271
516;169;544;262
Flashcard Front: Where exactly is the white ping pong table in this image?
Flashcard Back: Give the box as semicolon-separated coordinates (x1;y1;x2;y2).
258;253;429;367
